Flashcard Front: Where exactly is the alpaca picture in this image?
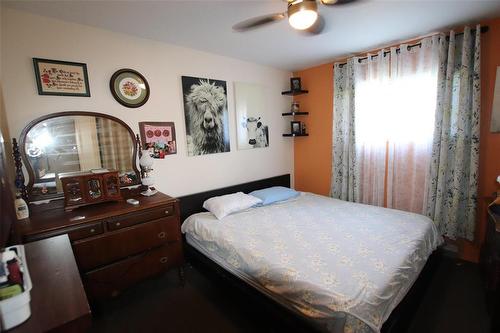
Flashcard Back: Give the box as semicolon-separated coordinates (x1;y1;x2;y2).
182;76;230;156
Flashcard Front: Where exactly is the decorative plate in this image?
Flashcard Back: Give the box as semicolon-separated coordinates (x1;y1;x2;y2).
110;68;150;108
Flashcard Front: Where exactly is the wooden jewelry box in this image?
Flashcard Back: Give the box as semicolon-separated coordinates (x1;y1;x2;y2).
60;170;122;210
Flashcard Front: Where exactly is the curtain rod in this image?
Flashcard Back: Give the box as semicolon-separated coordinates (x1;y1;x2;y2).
336;26;489;68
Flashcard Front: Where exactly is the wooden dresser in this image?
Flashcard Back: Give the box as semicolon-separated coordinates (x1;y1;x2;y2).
13;192;184;300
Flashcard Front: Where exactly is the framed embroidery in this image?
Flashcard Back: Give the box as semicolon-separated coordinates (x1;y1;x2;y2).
33;58;90;97
110;69;150;108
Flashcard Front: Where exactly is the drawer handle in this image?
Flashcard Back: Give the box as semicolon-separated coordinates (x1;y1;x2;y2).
115;222;121;227
165;210;170;215
160;257;168;264
90;228;95;233
158;231;166;239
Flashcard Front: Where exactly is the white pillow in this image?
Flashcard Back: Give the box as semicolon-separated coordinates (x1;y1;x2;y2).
202;192;262;220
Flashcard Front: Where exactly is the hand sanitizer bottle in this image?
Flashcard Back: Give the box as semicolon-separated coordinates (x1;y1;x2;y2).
14;193;29;220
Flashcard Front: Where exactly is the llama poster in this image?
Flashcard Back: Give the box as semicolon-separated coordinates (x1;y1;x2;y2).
182;76;230;156
234;82;269;150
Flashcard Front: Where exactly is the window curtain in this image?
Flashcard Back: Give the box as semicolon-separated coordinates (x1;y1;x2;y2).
331;26;481;241
426;26;481;241
385;36;440;213
332;37;440;210
331;58;358;202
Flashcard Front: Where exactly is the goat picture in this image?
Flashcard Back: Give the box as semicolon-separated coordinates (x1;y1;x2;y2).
182;76;230;156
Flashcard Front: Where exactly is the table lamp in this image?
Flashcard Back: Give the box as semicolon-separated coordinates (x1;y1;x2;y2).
139;149;157;196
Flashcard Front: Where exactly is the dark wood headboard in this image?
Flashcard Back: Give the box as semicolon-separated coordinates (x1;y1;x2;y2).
178;174;290;222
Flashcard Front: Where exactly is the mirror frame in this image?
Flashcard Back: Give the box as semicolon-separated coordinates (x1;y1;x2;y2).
19;111;141;202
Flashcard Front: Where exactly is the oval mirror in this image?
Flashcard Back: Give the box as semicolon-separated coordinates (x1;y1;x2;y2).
20;112;141;202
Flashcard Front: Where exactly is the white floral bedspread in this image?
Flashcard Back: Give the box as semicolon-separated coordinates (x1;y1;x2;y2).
181;193;442;332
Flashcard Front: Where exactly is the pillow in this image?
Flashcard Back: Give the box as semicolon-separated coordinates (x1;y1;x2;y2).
202;192;262;220
249;186;299;206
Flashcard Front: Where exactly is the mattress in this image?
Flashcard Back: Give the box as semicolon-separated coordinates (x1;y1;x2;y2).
181;193;443;333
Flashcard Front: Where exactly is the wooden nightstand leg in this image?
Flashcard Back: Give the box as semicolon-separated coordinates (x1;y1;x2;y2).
178;266;186;287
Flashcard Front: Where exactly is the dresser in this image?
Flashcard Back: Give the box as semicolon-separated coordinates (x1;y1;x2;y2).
480;207;500;332
9;235;91;333
13;192;184;300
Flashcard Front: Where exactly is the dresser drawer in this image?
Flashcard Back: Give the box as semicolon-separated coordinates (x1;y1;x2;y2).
68;222;103;241
106;204;174;231
83;242;183;300
73;216;180;271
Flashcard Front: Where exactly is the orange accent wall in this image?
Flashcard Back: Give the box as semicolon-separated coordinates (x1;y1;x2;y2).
293;63;333;196
294;18;500;262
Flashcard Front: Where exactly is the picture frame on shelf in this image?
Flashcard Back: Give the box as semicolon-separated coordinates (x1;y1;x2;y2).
291;101;300;113
33;58;90;97
291;121;301;135
290;77;302;91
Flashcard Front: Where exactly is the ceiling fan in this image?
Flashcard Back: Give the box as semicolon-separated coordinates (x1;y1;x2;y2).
232;0;358;34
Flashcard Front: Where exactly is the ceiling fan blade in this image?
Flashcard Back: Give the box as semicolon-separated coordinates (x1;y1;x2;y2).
320;0;360;5
232;13;286;32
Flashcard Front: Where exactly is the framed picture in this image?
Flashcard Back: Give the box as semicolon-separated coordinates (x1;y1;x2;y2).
182;76;230;156
291;101;300;113
291;121;301;135
234;82;269;150
33;58;90;97
139;122;177;158
290;77;302;91
110;68;150;108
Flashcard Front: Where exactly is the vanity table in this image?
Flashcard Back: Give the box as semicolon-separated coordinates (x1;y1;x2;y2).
12;111;184;300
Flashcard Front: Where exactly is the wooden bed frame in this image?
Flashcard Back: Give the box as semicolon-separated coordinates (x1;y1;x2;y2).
179;174;441;333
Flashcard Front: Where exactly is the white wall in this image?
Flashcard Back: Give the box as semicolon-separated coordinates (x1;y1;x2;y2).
1;8;293;197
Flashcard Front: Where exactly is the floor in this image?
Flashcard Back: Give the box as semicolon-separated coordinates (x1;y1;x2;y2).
90;255;490;333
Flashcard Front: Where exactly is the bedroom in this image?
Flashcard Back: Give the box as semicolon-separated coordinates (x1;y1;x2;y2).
0;0;499;332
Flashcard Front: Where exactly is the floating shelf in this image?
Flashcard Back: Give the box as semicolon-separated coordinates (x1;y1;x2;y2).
282;133;309;137
281;90;309;96
281;112;309;116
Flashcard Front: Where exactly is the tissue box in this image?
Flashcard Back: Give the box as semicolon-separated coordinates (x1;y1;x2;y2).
0;245;32;331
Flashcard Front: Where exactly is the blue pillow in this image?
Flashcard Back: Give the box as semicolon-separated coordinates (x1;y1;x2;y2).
249;186;299;206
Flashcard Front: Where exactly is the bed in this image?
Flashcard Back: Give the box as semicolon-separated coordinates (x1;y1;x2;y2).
179;174;442;333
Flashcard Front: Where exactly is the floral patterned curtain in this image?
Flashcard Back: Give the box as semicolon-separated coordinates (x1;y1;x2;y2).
426;26;481;241
331;58;359;202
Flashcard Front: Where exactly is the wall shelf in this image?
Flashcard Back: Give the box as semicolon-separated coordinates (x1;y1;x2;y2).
282;133;309;137
281;111;309;116
281;90;309;96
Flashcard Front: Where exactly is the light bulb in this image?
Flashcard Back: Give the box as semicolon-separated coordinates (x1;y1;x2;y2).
288;1;318;30
289;9;318;30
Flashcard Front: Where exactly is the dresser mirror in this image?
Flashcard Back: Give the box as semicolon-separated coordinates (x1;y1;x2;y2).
19;111;141;202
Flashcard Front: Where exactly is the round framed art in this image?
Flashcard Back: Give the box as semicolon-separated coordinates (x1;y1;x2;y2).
110;68;150;108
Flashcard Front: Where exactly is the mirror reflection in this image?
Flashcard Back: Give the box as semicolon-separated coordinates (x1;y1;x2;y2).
25;115;139;197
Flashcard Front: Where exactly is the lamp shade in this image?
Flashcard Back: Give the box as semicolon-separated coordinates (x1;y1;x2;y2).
139;150;154;168
288;0;318;30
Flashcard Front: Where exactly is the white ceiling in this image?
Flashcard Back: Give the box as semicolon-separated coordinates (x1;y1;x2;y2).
3;0;500;71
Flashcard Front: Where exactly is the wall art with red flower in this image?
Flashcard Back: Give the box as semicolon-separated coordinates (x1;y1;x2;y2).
33;58;90;97
139;122;177;159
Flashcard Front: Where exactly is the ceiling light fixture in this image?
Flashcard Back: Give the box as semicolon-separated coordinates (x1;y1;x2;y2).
288;0;318;30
